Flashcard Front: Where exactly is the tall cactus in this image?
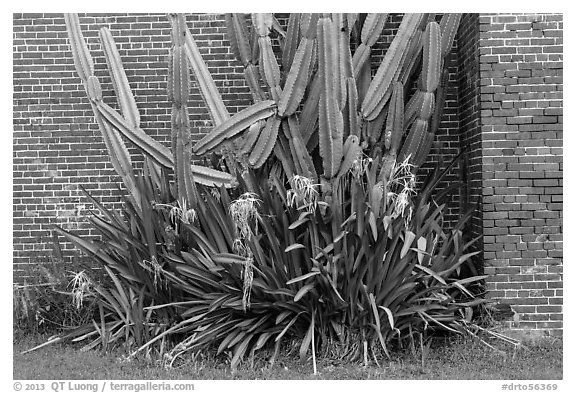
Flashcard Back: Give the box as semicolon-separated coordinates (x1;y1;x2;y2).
168;14;198;206
317;15;344;180
65;14;141;209
196;13;461;189
67;12;463;222
64;13;235;209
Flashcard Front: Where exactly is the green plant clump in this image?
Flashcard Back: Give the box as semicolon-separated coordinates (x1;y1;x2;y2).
24;13;487;372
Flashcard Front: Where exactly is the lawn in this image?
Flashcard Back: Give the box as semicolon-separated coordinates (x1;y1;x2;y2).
13;333;563;380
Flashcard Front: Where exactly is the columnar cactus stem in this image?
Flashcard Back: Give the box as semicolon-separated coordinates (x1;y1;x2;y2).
168;13;198;206
317;15;344;179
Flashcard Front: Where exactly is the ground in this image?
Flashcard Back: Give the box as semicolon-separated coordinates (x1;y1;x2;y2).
13;333;563;380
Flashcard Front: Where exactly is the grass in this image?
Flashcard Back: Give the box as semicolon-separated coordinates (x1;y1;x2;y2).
13;332;562;380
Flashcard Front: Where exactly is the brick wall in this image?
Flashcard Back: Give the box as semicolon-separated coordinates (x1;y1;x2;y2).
478;13;563;337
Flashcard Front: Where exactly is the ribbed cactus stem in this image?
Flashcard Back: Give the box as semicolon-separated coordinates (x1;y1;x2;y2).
361;13;424;121
65;14;142;209
384;81;405;153
317;16;344;179
226;14;266;102
64;13;94;84
440;13;462;57
169;13;197;206
182;18;230;126
225;13;252;66
99;27;140;129
278;35;315;117
282;13;302;75
193;100;277;155
351;13;388;81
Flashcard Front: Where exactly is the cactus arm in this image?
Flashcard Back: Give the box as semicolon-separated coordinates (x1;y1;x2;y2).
419;21;442;93
361;13;389;47
278;35;315;117
99;26;166;191
408;16;461;167
94;101;174;168
332;13;346;111
336;135;361;179
190;165;235;188
225;14;266;102
429;68;449;139
291;136;318;182
346;13;359;33
282;13;302;76
397;119;428;163
404;90;424;130
283;116;317;181
412;68;449;168
356;51;372;109
351;13;388;81
361;13;424;121
169;13;199;205
440;13;462;57
248;116;281;168
317;16;344;179
399;29;424;88
274;134;296;179
225;13;252;66
271;15;287;54
365;104;388;145
193;100;277;156
240;120;265;155
99;27;140;129
300;14;321;38
384;82;405;153
300;71;321;147
182;17;230;126
253;14;279;82
396;20;443;166
64;13;94;84
253;14;282;102
65;14;142;208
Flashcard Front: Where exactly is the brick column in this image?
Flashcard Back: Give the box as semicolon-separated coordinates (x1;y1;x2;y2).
478;13;563;337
